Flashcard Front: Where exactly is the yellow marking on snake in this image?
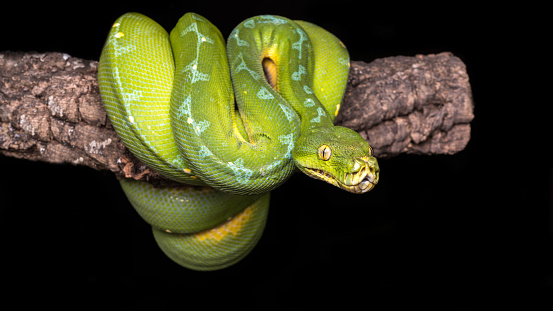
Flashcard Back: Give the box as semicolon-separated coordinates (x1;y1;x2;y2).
195;205;254;241
262;57;278;90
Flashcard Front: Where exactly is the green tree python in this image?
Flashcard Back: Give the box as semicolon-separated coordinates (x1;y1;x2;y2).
98;12;380;271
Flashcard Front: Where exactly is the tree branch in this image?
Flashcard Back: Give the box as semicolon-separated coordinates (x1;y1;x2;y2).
0;51;473;182
337;53;474;157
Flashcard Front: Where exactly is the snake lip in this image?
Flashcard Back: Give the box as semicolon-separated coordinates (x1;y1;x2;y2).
342;168;378;194
303;165;378;194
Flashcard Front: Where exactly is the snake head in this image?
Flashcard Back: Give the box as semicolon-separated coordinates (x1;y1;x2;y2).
293;126;379;194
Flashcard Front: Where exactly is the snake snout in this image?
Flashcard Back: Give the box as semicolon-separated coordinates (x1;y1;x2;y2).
343;156;379;194
344;164;367;186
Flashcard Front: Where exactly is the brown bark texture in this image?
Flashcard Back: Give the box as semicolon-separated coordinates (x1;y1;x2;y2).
0;51;474;182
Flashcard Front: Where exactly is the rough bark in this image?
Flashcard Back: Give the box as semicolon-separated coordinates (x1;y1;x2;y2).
337;53;474;157
0;51;473;182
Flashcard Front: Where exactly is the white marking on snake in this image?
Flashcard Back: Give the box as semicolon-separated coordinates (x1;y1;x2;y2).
303;98;315;107
278;133;295;159
262;133;296;175
191;14;206;22
227;158;253;184
257;15;288;24
310;107;327;123
234;52;261;80
176;95;211;135
243;19;255;28
230;28;250;47
113;40;136;58
180;22;213;83
257;87;274;100
278;103;295;122
291;64;306;81
338;57;350;67
122;89;143;110
292;28;307;59
199;146;213;157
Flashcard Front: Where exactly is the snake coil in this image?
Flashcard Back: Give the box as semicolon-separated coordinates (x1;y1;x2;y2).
99;12;379;271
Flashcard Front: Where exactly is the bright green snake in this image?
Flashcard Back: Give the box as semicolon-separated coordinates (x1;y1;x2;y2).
98;12;380;271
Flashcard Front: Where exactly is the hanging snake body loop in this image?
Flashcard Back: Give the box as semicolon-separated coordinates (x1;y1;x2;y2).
99;12;379;270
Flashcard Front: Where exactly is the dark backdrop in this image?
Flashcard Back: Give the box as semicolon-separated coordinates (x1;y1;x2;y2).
1;1;550;309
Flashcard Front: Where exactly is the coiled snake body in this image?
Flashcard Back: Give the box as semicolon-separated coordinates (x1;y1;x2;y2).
99;12;379;270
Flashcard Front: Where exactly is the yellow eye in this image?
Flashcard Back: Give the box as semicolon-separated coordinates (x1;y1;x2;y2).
368;145;373;156
318;145;331;161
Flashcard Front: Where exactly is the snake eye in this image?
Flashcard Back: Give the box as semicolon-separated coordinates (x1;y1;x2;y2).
318;145;331;161
368;145;373;156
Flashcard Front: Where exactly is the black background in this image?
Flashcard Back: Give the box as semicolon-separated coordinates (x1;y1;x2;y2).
1;1;550;309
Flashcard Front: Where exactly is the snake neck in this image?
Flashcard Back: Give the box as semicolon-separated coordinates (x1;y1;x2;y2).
298;100;335;134
276;83;334;134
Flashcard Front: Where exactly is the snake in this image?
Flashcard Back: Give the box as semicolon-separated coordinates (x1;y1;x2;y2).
98;12;379;271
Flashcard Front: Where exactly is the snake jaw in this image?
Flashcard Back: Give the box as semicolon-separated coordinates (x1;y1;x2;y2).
341;156;379;193
300;156;379;194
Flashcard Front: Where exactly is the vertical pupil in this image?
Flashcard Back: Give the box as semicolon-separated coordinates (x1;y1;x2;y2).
319;145;331;161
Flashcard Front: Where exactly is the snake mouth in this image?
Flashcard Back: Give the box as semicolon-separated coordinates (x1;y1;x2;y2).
302;156;379;194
